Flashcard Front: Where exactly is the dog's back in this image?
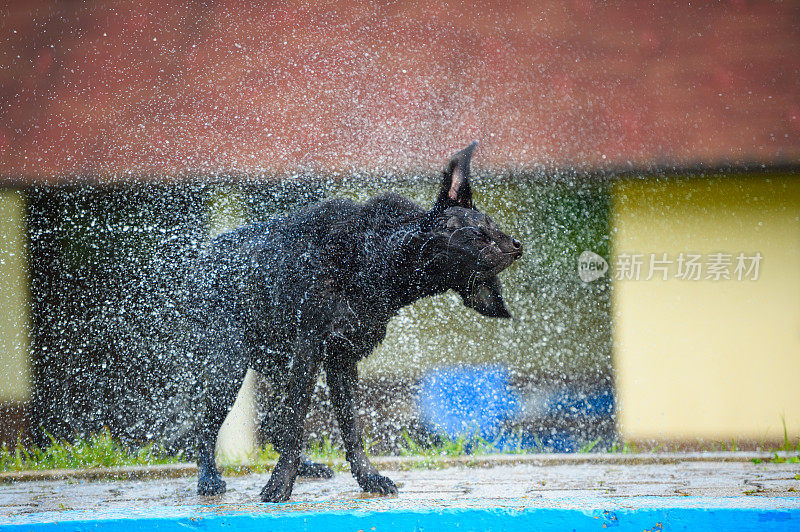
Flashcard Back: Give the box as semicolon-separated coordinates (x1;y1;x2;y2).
185;194;422;370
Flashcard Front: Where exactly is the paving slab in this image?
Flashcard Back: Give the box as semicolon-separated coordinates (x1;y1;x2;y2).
1;457;798;524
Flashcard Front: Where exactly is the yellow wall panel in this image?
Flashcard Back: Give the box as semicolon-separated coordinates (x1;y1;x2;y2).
612;176;800;441
0;190;31;402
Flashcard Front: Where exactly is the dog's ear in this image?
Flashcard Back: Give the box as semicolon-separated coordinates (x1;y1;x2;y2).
460;275;512;318
434;141;477;211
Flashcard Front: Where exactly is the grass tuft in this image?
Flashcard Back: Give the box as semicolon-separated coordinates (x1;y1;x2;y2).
579;438;601;453
607;440;639;454
0;429;180;473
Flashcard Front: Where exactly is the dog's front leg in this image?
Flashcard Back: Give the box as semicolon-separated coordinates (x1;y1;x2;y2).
325;355;398;496
260;345;323;503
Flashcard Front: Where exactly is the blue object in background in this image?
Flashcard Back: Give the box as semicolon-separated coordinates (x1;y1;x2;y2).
417;365;520;441
417;365;615;452
548;387;615;418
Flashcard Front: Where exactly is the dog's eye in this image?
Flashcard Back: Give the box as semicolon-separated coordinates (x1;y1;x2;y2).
470;228;492;243
445;217;463;230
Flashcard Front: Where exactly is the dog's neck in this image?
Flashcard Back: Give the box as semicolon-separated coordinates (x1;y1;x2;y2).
374;222;450;312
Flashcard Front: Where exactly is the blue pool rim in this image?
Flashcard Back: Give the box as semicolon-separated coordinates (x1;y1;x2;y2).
3;505;798;532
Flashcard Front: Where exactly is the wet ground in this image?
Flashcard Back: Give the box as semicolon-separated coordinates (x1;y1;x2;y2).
1;456;799;522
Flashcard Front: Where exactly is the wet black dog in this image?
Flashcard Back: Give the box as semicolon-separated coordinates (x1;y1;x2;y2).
188;142;522;502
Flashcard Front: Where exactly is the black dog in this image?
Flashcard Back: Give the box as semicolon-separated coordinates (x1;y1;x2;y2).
188;142;522;502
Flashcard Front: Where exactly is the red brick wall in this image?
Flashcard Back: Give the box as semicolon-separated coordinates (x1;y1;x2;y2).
1;0;798;180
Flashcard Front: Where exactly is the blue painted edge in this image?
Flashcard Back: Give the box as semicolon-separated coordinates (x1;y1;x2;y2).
2;507;797;532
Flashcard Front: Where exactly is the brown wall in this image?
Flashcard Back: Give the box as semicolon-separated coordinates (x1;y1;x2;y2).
1;0;798;181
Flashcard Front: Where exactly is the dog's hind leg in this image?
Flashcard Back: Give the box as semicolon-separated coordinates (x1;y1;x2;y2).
297;454;335;479
196;355;248;496
259;337;324;503
258;379;334;479
325;353;397;496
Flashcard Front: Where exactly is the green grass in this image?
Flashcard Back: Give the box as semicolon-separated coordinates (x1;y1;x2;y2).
239;430;535;473
750;418;800;464
4;428;800;474
398;430;535;458
306;435;344;462
607;440;639;454
0;430;181;473
579;438;601;453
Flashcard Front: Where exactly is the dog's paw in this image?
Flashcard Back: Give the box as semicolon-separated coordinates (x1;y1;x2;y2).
297;457;335;479
358;473;398;496
260;478;294;503
197;475;226;496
